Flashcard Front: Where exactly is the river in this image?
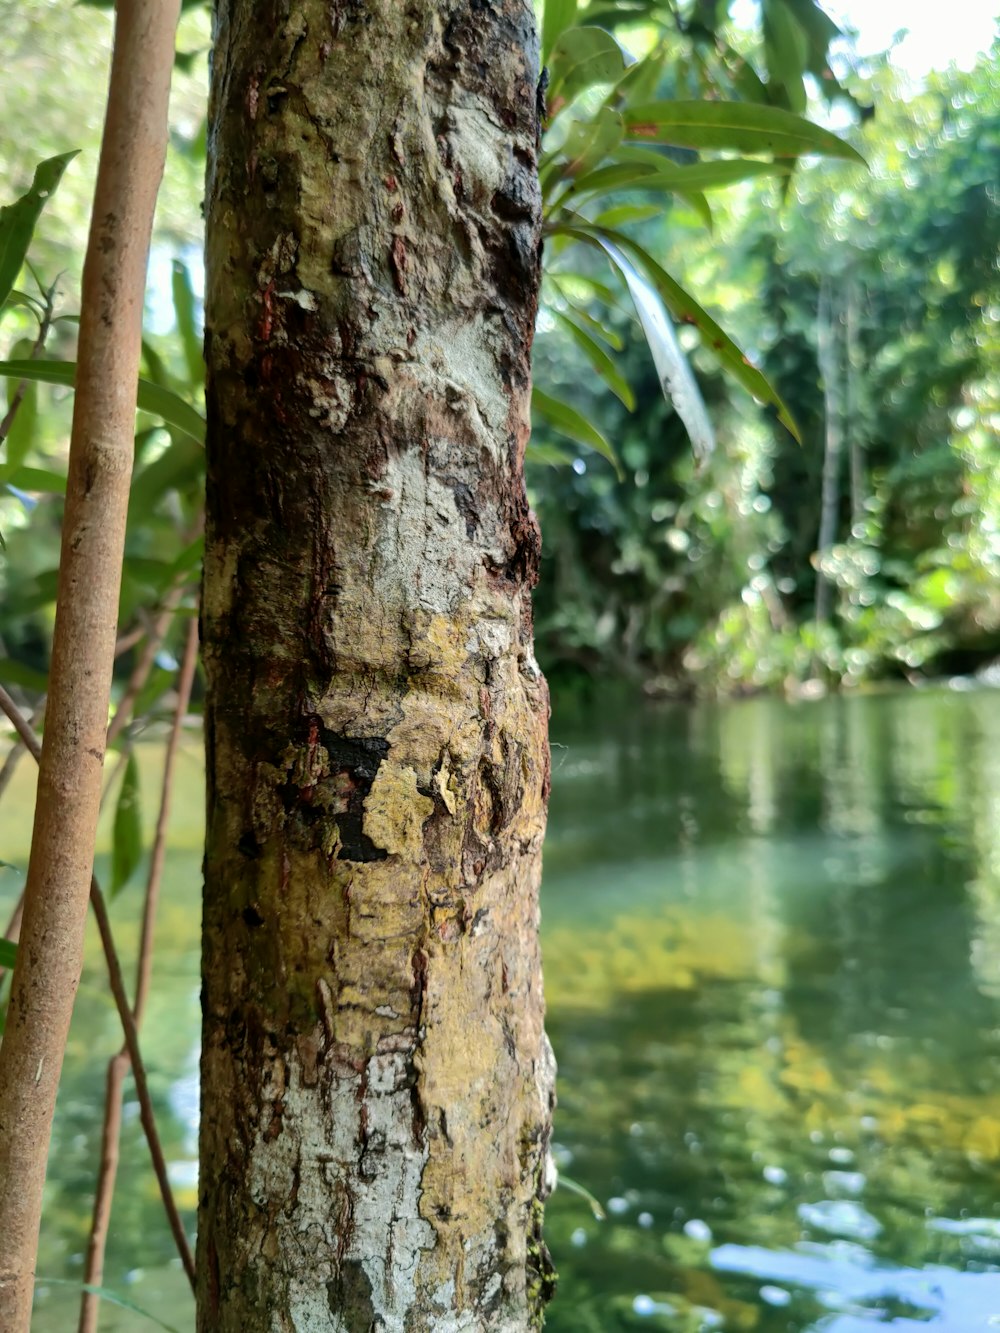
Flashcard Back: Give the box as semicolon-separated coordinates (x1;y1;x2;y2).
5;687;1000;1331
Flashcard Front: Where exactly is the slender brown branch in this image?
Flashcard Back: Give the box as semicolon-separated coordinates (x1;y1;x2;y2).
77;1053;128;1333
106;595;182;748
107;510;201;747
134;615;199;1025
0;683;42;760
88;879;196;1289
114;622;147;659
79;614;200;1330
0;701;44;990
0;2;181;1319
0;698;45;803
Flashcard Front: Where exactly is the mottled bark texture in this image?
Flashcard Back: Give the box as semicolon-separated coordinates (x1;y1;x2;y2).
199;2;555;1330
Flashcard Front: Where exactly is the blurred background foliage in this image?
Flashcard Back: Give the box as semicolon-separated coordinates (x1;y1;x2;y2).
0;0;998;724
530;38;1000;696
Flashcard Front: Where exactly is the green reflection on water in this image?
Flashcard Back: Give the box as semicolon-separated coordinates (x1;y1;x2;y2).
4;690;1000;1330
542;690;1000;1332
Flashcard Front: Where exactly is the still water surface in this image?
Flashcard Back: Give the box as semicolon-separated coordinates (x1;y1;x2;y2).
6;688;1000;1330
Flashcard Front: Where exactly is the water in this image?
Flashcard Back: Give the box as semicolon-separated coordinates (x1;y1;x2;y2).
4;688;1000;1330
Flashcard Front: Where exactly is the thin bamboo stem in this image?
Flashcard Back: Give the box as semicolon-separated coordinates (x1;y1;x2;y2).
0;1;181;1321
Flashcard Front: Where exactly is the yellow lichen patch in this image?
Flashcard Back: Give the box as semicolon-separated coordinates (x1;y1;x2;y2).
416;928;532;1261
363;761;434;857
433;762;457;815
342;860;424;942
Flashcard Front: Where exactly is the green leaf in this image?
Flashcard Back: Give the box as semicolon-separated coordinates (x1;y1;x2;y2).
597;238;715;459
623;100;867;162
128;434;204;525
562;109;626;180
548;283;626;347
612;235;799;440
526;440;576;467
548;27;628;107
0;360;206;445
131;665;178;724
542;0;578;64
613;147;793;191
606;43;667;106
546;157;713;232
591;202;663;229
111;753;142;898
532;387;621;475
763;0;808;113
546;159;671;218
552;310;635;409
552;221;800;439
3;464;67;495
0;939;17;970
0;658;50;691
141;339;173;389
0;152;79;310
2;568;60;618
171;259;204;390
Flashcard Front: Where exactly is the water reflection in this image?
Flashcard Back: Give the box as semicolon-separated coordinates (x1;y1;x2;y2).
543;689;1000;1331
4;690;1000;1329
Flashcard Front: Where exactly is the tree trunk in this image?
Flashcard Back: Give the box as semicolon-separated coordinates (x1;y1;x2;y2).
198;3;555;1330
814;281;842;630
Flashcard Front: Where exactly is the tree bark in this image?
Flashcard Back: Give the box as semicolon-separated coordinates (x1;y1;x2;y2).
199;2;555;1330
0;2;178;1325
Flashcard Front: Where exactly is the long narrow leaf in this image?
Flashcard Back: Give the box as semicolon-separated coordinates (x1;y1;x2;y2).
624;100;866;162
532;387;622;475
599;239;715;460
613;147;793;191
0;152;79;310
552;310;635;409
34;1278;183;1333
0;938;17;969
2;465;67;495
171;259;204;389
111;753;142;898
0;359;206;445
551;220;800;440
2;337;39;472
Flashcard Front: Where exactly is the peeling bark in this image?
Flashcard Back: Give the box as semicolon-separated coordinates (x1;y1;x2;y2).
199;2;555;1329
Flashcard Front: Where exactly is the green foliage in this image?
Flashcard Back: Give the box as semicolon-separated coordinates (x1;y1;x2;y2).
0;152;78;312
531;30;1000;696
533;0;859;467
110;752;143;898
0;359;205;445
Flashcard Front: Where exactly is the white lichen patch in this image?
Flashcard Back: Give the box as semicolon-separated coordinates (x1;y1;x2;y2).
250;1046;437;1331
410;317;508;443
372;450;477;615
363;760;434;857
280;287;319;311
448;102;509;205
